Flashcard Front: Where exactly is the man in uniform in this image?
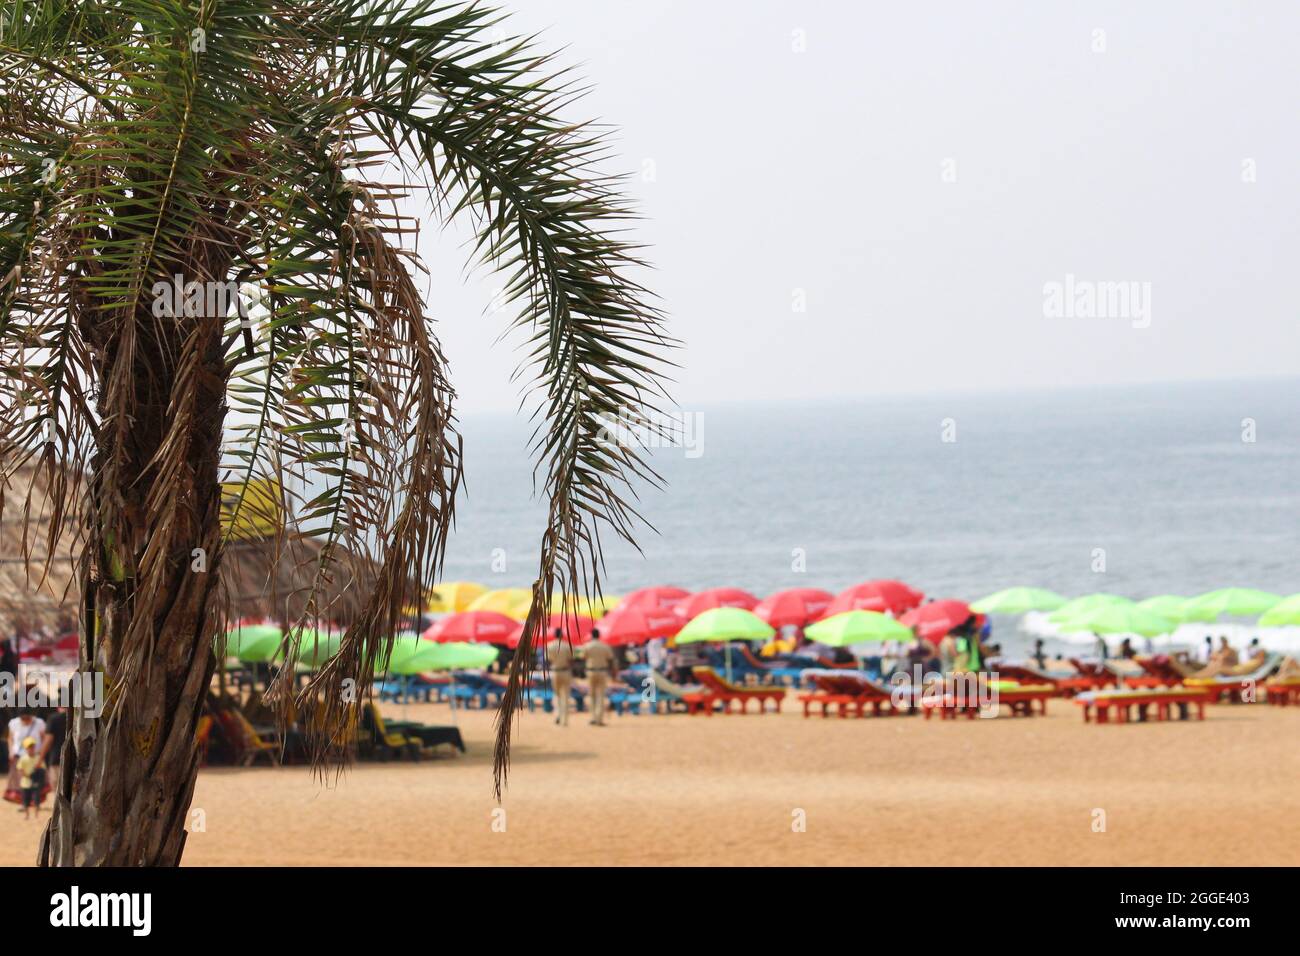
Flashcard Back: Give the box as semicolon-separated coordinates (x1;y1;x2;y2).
583;628;616;726
545;628;575;726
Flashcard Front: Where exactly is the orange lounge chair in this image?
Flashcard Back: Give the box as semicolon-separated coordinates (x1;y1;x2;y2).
1265;678;1300;705
690;667;785;714
920;681;1056;720
1124;655;1195;689
1065;658;1122;693
798;672;901;718
1183;654;1282;702
1074;687;1214;724
990;661;1100;696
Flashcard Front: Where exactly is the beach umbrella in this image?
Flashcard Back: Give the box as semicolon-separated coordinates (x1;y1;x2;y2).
547;593;619;619
1182;588;1283;621
899;600;975;643
674;587;760;619
598;604;684;646
753;587;835;628
425;581;487;613
1056;604;1174;638
1135;595;1193;623
221;624;282;663
386;639;498;675
423;610;520;645
804;610;914;648
425;641;499;671
466;587;534;620
1047;593;1133;624
970;587;1067;615
513;613;595;648
616;585;690;613
1259;594;1300;627
291;628;342;668
822;580;924;618
674;607;775;682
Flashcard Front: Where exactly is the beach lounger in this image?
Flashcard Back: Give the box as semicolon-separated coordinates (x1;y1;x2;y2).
690;667;785;714
1183;654;1282;702
731;645;808;685
1066;658;1122;693
215;708;281;766
608;681;649;715
1265;678;1300;705
1074;687;1214;724
1124;655;1196;689
920;682;1056;720
648;670;705;713
360;703;423;760
379;709;466;754
987;662;1074;691
798;671;901;718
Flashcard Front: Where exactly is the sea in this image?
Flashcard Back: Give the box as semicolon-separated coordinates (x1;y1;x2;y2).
436;377;1300;656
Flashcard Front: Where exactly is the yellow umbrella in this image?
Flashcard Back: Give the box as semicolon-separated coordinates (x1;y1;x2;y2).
467;587;533;621
426;581;487;613
548;593;622;619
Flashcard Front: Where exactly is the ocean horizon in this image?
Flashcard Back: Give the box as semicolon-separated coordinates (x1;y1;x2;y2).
437;376;1299;652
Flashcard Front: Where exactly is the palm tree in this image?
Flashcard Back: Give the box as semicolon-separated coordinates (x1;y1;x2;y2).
0;0;669;865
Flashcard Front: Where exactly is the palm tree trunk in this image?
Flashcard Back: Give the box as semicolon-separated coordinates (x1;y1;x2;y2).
39;271;229;866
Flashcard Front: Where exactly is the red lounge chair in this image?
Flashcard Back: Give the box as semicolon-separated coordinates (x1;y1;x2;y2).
920;682;1056;719
1266;679;1300;705
1074;687;1214;724
798;673;900;718
690;667;785;714
990;661;1100;697
1123;655;1192;689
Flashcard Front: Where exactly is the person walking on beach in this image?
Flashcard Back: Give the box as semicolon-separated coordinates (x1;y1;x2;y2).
583;629;616;726
545;628;575;726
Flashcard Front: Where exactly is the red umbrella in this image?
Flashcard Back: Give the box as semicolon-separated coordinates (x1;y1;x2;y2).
753;588;835;628
423;610;520;645
598;604;684;646
512;613;595;648
617;586;690;613
821;580;924;617
674;587;759;619
899;600;975;643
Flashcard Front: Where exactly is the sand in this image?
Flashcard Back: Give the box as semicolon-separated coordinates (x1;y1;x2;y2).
3;698;1298;866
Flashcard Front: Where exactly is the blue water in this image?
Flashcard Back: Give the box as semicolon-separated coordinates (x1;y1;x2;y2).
438;377;1299;647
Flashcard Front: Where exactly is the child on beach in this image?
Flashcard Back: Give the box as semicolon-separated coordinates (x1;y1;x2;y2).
16;737;45;818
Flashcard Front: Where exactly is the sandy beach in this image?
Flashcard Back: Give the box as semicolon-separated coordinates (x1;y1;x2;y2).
5;699;1297;867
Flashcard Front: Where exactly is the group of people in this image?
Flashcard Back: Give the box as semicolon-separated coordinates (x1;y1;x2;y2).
2;703;67;819
543;628;617;727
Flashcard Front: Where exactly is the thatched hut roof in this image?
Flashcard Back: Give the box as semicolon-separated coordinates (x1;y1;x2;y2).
2;466;391;635
0;465;81;636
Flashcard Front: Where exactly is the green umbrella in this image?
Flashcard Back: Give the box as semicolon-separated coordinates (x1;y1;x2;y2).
220;624;282;663
675;607;774;682
423;641;499;671
386;640;500;675
970;587;1067;614
1047;593;1133;624
376;633;427;675
1135;595;1192;623
1056;604;1174;638
1259;594;1300;627
291;628;342;669
1182;588;1283;621
675;607;775;644
804;610;914;647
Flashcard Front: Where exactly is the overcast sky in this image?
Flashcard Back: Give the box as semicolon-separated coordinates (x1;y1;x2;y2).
410;1;1300;415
